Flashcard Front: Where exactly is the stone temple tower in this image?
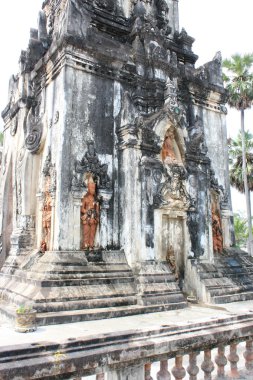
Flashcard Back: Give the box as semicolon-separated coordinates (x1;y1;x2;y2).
0;0;251;324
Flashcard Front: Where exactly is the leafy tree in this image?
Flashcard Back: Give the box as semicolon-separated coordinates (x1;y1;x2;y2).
228;131;253;192
233;213;248;248
223;53;253;255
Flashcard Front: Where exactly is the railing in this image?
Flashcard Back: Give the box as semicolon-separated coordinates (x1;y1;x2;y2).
72;340;253;379
0;313;253;379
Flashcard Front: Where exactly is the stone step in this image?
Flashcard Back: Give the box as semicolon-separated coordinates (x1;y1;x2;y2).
140;284;181;294
212;291;253;304
0;300;187;325
193;248;253;304
141;293;186;306
33;295;138;312
37;302;188;325
137;273;176;283
25;276;136;287
0;253;187;324
1;272;136;287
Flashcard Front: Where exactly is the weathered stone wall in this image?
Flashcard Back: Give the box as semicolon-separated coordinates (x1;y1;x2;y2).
0;0;235;310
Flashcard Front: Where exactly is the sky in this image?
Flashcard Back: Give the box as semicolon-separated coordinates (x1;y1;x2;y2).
0;0;252;215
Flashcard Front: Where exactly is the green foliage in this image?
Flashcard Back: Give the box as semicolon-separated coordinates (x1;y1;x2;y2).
223;53;253;110
16;305;32;314
228;131;253;192
233;213;248;247
0;132;3;146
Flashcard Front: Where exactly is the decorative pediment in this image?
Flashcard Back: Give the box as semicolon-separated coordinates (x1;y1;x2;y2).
73;141;111;190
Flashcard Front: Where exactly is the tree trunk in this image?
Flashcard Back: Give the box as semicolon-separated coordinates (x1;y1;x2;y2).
241;109;253;255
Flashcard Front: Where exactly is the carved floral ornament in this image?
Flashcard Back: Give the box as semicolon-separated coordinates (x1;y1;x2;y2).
42;149;57;193
24;100;44;154
72;141;111;191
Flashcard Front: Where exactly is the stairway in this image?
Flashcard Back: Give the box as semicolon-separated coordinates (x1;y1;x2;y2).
0;250;187;325
192;248;253;304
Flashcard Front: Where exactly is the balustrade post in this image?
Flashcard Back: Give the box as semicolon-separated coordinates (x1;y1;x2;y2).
228;343;240;378
215;345;227;379
145;363;153;380
187;352;199;380
157;360;171;380
244;340;253;376
201;349;214;380
171;355;186;380
96;374;105;380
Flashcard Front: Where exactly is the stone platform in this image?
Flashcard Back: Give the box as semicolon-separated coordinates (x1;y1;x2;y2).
0;250;186;325
190;248;253;303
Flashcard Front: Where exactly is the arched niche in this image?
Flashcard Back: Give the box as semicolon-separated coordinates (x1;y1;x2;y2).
152;115;189;283
153;115;186;164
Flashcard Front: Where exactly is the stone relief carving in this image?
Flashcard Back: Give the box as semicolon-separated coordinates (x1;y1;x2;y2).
153;168;169;207
24;99;44;154
164;164;189;207
212;207;223;254
141;158;167;208
42;149;57;193
166;245;178;279
187;115;208;155
165;77;178;110
159;127;189;209
74;141;111;190
211;189;223;254
42;150;52;177
41;185;52;252
162;126;184;165
40;149;56;251
81;179;100;250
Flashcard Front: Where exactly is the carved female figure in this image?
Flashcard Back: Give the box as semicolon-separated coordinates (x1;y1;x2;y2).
162;129;176;162
212;210;223;253
81;180;100;249
41;190;52;251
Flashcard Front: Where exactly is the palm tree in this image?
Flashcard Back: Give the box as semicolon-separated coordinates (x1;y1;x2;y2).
228;131;253;192
223;53;253;255
233;213;248;248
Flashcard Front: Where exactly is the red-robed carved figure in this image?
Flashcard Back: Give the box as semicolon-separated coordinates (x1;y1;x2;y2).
41;190;52;252
212;210;223;254
81;181;100;249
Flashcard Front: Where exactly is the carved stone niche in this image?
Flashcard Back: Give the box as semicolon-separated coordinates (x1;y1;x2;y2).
211;190;223;254
40;149;56;252
71;141;112;250
160;126;189;210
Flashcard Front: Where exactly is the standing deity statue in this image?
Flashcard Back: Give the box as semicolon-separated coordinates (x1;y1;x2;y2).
81;180;100;250
212;209;223;253
41;190;52;252
162;129;177;163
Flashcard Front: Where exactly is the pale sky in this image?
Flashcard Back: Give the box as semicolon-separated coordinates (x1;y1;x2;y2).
0;0;252;214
